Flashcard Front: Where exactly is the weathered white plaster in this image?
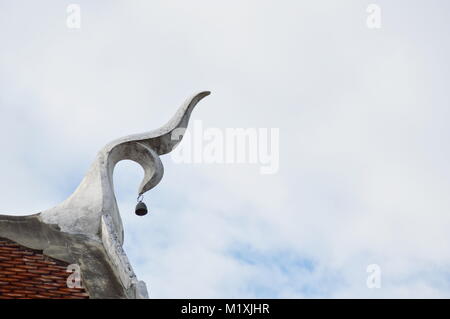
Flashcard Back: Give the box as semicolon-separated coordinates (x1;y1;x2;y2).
101;214;136;290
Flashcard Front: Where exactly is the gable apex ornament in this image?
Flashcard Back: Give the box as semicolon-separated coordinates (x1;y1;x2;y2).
0;91;210;298
40;91;210;242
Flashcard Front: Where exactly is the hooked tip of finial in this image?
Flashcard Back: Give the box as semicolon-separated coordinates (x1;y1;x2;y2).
196;91;211;100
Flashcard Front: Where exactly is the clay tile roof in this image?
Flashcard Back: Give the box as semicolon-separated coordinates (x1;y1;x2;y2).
0;237;89;299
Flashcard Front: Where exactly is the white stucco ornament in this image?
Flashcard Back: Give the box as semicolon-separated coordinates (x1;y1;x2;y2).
39;91;210;297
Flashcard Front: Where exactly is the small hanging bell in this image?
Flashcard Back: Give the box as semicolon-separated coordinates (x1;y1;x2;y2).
135;196;148;216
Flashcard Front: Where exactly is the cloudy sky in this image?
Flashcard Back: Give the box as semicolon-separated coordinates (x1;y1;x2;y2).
1;0;450;298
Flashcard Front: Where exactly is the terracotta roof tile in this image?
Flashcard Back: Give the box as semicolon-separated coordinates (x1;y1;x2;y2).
0;237;89;299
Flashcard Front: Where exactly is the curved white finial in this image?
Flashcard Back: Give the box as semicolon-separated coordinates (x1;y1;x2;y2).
40;91;210;243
